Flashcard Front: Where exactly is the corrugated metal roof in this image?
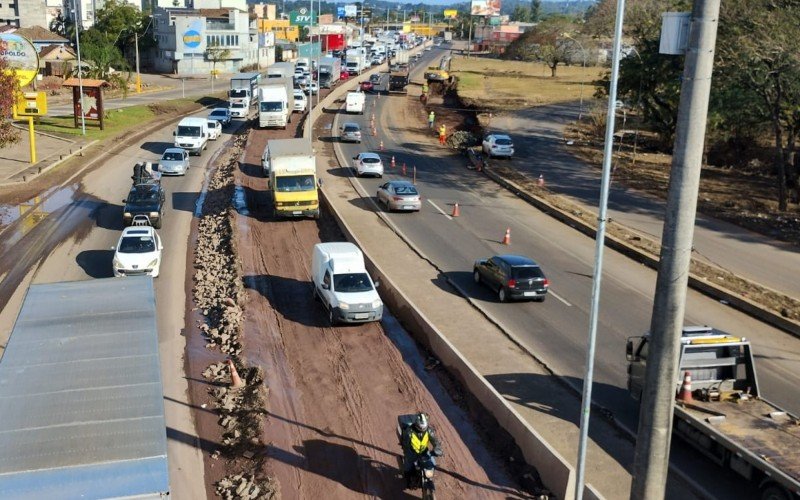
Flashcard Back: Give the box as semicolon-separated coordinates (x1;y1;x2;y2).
0;277;169;499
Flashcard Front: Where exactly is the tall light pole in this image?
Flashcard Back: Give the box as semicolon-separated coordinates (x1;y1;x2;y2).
562;32;586;121
73;0;86;135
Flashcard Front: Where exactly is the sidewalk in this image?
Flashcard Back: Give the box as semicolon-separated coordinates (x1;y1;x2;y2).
489;102;800;301
0;125;92;184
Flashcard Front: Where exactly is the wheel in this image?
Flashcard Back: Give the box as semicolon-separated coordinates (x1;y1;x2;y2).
422;487;435;500
760;485;791;500
473;270;481;284
535;296;546;303
498;287;508;303
152;216;163;229
328;307;337;326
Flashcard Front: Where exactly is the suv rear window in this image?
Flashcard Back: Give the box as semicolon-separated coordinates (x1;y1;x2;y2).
344;125;360;132
512;266;544;279
495;138;513;145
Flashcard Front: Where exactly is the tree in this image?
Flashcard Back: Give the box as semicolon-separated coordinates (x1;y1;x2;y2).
0;42;21;148
93;0;155;64
79;29;131;91
511;5;530;22
205;42;232;77
505;16;579;76
530;0;542;22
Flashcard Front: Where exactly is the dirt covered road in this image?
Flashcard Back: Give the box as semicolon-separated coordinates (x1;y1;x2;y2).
230;110;531;498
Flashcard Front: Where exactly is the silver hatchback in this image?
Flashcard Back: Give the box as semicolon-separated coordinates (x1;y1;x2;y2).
377;180;421;211
340;122;362;143
159;148;190;176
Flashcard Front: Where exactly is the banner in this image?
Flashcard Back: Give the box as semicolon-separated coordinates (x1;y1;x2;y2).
443;9;458;19
489;16;501;26
344;4;357;17
470;0;500;17
290;7;315;27
337;6;345;19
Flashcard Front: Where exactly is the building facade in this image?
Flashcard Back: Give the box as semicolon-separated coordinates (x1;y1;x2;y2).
152;7;265;74
0;0;48;28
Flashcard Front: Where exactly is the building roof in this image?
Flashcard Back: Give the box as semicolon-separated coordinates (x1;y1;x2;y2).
14;25;68;43
39;44;76;60
62;78;110;88
0;25;15;33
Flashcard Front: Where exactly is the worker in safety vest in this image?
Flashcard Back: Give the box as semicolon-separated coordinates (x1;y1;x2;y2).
399;412;443;487
438;124;447;145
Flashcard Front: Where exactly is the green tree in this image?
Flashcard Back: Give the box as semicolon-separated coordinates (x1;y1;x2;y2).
205;42;232;77
530;0;542;22
93;0;155;63
505;16;579;76
0;42;21;148
78;29;131;92
511;6;530;22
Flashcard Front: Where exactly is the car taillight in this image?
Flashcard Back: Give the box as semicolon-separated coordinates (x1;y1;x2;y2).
392;196;403;201
543;278;550;287
507;279;516;288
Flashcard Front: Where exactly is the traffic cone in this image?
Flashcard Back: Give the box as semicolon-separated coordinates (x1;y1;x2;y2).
371;126;377;137
538;174;545;187
391;156;396;168
677;371;693;402
380;140;384;151
402;163;407;176
228;359;245;389
451;203;460;217
502;228;511;245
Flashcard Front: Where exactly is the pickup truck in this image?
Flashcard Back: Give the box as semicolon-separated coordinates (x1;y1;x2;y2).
627;326;800;500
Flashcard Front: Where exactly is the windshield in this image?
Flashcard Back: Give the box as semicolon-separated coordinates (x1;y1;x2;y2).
128;187;160;203
393;185;417;195
362;157;380;164
260;101;283;112
333;273;373;293
231;102;246;109
344;125;359;133
230;89;248;98
495;138;513;146
119;236;156;254
346;62;358;68
275;175;316;192
177;126;201;137
210;111;226;119
512;266;544;279
162;152;183;161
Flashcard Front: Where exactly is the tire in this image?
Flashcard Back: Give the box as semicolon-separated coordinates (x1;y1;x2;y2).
153;215;163;229
760;485;791;500
498;287;508;303
473;269;481;284
328;307;337;326
422;487;435;500
535;296;546;303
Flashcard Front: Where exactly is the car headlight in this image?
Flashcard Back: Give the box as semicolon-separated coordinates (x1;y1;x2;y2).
146;259;159;268
149;212;159;218
339;302;350;310
371;299;382;308
123;212;132;219
113;257;123;269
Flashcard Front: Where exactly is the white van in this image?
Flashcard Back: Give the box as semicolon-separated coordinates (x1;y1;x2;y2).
312;242;383;325
174;117;209;155
345;91;366;114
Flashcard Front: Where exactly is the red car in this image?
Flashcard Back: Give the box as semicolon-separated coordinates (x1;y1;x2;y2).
359;81;374;92
340;70;350;81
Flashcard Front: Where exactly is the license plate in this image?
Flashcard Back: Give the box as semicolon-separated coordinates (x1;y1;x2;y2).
292;211;302;215
403;205;414;210
523;292;538;297
354;313;369;319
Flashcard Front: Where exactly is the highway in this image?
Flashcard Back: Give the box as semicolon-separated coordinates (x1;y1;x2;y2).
331;47;800;498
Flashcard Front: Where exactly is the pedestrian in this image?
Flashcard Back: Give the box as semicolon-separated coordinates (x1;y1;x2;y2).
428;111;435;129
439;124;447;145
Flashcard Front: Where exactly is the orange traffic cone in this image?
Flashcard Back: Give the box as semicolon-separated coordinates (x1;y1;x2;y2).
538;174;545;187
677;371;693;402
380;140;384;151
452;203;460;217
502;228;511;245
391;156;396;168
228;359;245;389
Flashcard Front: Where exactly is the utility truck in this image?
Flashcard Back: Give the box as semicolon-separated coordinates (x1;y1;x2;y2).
229;73;260;109
318;56;341;88
345;48;367;75
258;77;294;129
388;50;410;93
626;326;800;500
266;138;319;218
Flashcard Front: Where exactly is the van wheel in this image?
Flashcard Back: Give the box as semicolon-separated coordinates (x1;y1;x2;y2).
312;285;320;301
473;270;481;284
328;308;337;326
498;287;508;303
760;485;791;500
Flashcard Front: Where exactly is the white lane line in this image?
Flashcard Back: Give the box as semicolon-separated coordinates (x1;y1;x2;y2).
549;290;572;307
427;199;452;220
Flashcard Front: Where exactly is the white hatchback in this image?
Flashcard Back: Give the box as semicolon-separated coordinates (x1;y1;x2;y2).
293;89;308;112
207;120;222;140
113;226;163;278
352;152;384;178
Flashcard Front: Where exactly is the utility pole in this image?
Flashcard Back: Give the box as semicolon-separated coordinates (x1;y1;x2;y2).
135;32;142;93
631;1;721;498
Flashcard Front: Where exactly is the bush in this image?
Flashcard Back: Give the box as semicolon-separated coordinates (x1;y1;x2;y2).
447;130;479;150
39;76;64;95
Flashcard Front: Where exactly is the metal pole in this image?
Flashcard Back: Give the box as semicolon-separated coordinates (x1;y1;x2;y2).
574;0;626;498
135;32;142;93
563;33;586;122
74;0;86;136
467;18;472;58
631;1;721;497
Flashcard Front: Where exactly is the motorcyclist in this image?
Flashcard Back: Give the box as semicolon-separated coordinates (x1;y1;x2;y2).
399;412;443;488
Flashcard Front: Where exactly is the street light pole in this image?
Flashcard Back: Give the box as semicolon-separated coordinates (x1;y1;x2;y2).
562;33;586;121
73;0;86;135
135;31;142;93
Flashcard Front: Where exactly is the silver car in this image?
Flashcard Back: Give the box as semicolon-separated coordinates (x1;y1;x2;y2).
340;122;362;143
377;180;421;211
159;148;190;176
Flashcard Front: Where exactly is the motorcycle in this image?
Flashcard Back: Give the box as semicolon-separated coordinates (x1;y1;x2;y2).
397;415;438;499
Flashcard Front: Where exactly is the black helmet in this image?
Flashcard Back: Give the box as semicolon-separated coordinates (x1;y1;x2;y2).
413;412;429;432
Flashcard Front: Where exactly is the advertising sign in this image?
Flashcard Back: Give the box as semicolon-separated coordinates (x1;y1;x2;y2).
443;9;458;19
14;91;47;116
0;34;39;87
177;19;205;53
290;7;315;27
489;16;501;26
344;4;357;17
470;0;500;17
259;32;275;48
75;87;101;120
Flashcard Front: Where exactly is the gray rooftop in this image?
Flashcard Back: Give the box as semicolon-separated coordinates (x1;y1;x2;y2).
0;277;169;499
267;137;314;157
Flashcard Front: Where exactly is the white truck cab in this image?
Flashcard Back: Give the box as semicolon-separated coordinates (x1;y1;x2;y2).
312;242;382;325
173;117;209;155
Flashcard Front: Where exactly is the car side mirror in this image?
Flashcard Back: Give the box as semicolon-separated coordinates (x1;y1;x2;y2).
159;243;164;250
373;281;380;289
173;131;176;136
317;178;323;188
321;283;330;290
626;338;639;362
353;156;358;160
122;199;127;203
111;246;116;251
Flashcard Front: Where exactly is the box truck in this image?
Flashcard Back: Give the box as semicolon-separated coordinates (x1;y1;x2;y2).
318;56;341;88
345;48;367;75
311;242;383;325
267;61;295;79
229;73;260;109
267;138;319;218
258;77;294;129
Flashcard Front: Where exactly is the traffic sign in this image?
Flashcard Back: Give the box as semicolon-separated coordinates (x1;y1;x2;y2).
0;33;39;87
15;91;48;116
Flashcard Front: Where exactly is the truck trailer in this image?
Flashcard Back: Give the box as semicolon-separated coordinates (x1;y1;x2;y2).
0;277;170;498
267;138;319;218
318;56;341;89
627;326;800;500
266;61;295;80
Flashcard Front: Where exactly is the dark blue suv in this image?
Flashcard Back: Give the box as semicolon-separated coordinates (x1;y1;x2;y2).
473;254;549;302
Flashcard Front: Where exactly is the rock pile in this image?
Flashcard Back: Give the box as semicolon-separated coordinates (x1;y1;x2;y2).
215;474;279;500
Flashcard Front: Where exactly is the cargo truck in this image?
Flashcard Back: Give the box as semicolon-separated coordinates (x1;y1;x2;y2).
318;56;341;88
267;138;319;219
345;49;367;75
258;77;294;129
388;50;410;93
267;61;295;79
0;277;170;498
626;326;800;500
229;72;260;109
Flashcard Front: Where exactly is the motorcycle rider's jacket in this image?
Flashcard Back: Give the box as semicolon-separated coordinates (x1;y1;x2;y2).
401;426;442;458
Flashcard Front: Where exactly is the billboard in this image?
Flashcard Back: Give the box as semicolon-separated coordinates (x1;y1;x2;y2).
290;7;315;27
176;18;206;54
470;0;500;17
443;9;458;19
344;4;357;17
337;6;345;19
0;34;39;86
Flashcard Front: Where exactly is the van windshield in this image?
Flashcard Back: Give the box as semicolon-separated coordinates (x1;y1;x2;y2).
333;273;373;293
260;101;284;112
275;175;315;192
177;126;201;137
230;89;248;98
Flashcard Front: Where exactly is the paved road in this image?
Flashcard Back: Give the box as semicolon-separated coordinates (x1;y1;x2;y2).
488;103;800;300
330;48;800;499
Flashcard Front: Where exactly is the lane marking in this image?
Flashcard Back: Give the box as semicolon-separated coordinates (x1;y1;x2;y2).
549;290;572;307
427;199;452;220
